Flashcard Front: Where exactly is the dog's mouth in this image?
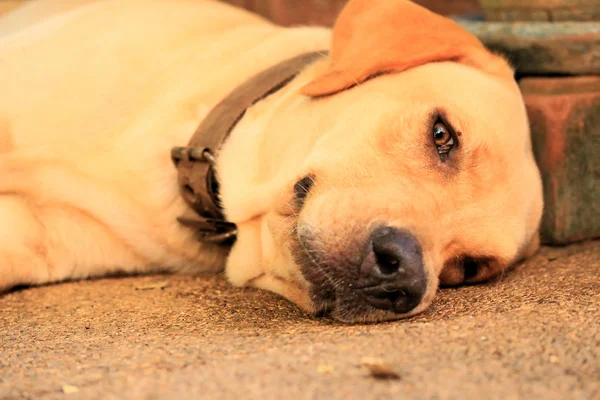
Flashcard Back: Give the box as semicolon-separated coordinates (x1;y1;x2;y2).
308;286;428;324
291;224;429;323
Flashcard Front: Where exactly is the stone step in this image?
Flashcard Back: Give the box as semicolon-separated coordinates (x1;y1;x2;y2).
478;0;600;22
520;76;600;244
459;21;600;75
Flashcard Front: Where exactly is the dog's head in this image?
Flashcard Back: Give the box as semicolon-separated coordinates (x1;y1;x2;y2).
224;0;543;323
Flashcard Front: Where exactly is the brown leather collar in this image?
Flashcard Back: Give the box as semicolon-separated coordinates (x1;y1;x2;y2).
171;51;326;245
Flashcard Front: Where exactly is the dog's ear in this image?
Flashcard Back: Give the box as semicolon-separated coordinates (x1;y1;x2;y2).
301;0;512;97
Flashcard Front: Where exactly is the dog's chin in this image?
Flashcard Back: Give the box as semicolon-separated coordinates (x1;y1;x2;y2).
294;261;432;324
290;230;434;323
308;288;430;324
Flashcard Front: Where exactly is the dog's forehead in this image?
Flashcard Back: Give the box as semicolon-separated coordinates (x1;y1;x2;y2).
361;63;528;149
381;63;520;115
307;64;533;211
303;60;530;189
317;61;522;126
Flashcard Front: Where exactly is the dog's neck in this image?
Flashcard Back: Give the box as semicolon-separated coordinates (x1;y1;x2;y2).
173;52;326;244
215;57;333;224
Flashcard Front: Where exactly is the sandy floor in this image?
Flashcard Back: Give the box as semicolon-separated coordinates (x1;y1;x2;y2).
1;241;598;399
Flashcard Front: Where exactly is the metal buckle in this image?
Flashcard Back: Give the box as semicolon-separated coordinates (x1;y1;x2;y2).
171;146;216;167
177;215;237;245
172;146;236;245
199;228;237;245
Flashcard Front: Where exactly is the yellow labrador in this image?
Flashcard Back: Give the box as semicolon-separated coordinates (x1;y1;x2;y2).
0;0;543;323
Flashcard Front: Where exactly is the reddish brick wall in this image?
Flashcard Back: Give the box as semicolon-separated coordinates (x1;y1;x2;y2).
222;0;482;27
414;0;481;17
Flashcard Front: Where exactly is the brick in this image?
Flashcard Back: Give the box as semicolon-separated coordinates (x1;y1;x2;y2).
478;0;600;22
221;0;482;27
267;0;347;27
459;21;600;75
520;76;600;244
221;0;344;26
412;0;482;17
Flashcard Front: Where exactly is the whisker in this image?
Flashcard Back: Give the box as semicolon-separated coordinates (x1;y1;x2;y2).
297;235;341;291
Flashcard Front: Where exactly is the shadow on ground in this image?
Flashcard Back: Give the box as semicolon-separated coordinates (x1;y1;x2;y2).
1;242;598;399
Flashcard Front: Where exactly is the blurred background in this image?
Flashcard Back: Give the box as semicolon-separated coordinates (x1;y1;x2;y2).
221;0;481;26
0;0;481;24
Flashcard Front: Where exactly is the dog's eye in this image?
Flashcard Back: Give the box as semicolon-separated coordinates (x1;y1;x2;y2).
462;257;480;280
433;120;455;157
294;175;314;207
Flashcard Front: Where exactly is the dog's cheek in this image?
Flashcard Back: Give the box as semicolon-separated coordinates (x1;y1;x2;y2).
438;262;465;286
463;258;507;284
225;218;265;287
520;230;540;260
247;273;317;314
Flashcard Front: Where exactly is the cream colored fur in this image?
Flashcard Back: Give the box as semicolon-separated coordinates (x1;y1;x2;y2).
0;0;328;286
0;0;543;323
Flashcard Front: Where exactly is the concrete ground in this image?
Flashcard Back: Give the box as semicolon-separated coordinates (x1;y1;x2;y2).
1;242;598;400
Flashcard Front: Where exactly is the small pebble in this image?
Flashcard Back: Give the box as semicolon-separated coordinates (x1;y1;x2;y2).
134;281;169;290
317;364;334;374
360;357;401;380
62;384;79;394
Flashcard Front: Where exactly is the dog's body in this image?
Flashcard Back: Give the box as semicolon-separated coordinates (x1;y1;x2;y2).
0;0;329;285
0;0;543;323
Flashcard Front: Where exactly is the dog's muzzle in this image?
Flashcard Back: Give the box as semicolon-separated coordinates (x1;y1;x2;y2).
354;227;426;314
295;225;428;320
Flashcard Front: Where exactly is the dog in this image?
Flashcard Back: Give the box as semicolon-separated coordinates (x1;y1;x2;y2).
0;0;543;323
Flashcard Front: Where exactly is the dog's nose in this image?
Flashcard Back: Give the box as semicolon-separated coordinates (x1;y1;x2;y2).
357;227;426;314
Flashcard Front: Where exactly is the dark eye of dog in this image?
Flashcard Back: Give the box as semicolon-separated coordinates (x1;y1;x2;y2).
294;175;314;206
462;257;480;280
433;119;455;158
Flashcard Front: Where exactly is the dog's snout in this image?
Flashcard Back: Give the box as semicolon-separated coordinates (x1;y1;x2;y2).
357;227;426;314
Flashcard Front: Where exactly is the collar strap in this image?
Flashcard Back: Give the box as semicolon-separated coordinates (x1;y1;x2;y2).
171;51;326;245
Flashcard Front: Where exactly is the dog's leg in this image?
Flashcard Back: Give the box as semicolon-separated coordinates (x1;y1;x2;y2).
0;151;228;292
0;189;149;292
0;194;50;290
0;155;169;291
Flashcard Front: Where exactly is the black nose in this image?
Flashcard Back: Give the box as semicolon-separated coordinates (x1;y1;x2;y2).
356;227;426;314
